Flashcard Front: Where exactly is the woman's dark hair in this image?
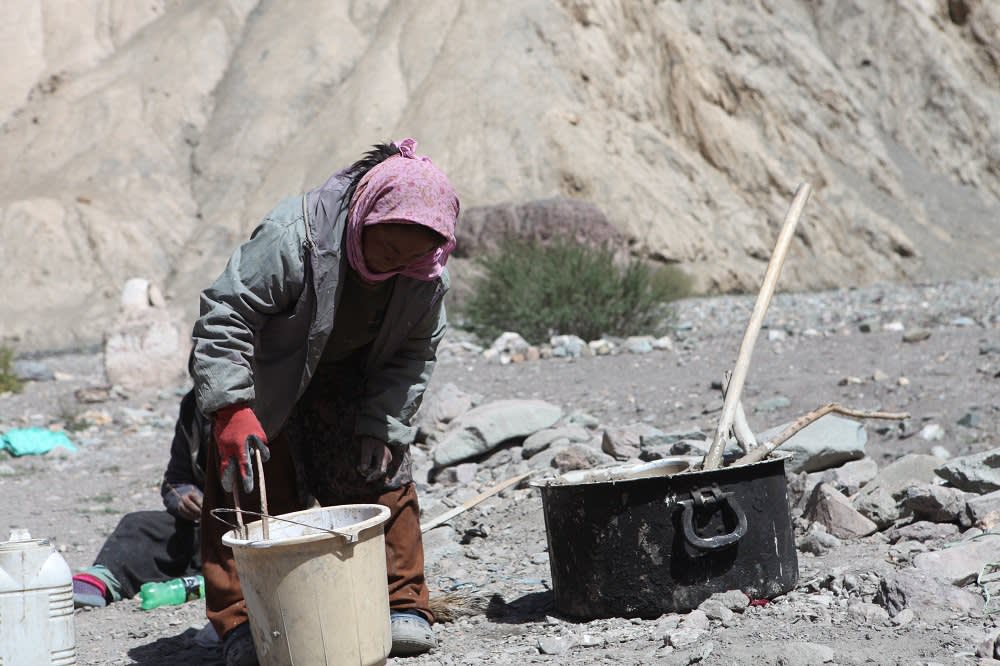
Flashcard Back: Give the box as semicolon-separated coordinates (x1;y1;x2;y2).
342;142;400;210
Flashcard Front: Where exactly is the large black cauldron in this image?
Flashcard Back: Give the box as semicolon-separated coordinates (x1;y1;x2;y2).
535;455;797;619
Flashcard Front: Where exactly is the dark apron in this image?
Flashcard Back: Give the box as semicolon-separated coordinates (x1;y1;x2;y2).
284;347;413;506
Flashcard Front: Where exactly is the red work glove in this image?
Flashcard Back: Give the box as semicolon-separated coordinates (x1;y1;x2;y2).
213;404;270;494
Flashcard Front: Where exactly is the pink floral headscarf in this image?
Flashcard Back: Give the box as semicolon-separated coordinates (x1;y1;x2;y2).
346;138;459;282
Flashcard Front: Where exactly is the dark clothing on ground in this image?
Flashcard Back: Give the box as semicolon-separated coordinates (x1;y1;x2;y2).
93;511;201;598
82;388;206;600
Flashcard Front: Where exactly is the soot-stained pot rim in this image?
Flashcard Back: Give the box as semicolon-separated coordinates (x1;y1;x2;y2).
531;452;792;488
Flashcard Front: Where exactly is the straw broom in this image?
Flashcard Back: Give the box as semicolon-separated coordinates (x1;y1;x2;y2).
423;471;533;621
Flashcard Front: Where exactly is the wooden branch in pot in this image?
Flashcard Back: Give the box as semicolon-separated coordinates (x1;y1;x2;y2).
730;403;909;467
722;371;757;452
702;183;812;471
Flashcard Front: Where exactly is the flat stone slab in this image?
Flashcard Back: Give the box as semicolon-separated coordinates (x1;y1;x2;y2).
913;535;1000;586
937;448;1000;493
966;489;1000;528
856;454;944;500
875;567;984;620
758;414;866;473
433;399;563;467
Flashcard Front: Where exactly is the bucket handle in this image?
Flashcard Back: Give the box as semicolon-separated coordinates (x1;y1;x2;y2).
679;485;748;551
210;508;362;544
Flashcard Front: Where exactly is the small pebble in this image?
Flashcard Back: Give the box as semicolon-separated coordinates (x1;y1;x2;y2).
902;329;931;343
537;635;574;655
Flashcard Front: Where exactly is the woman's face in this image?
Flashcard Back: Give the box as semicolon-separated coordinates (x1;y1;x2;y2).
361;223;441;274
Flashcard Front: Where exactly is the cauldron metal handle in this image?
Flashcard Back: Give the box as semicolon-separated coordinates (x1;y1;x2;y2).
679;485;748;551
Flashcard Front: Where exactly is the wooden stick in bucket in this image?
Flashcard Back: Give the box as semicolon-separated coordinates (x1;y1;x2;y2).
703;183;812;471
255;448;269;541
232;489;246;539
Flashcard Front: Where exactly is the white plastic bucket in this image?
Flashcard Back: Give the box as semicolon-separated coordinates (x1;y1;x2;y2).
222;504;392;666
0;529;76;665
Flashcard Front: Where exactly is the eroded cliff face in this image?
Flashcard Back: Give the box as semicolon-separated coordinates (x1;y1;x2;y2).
2;0;998;350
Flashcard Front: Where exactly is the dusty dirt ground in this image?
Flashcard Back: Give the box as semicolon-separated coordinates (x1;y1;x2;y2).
2;278;999;665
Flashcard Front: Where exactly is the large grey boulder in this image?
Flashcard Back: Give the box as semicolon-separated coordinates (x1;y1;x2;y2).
433;400;563;467
799;457;879;505
749;641;836;666
913;535;1000;586
856;454;944;500
12;360;54;382
853;486;902;529
900;484;970;524
936;449;1000;494
523;425;592;459
966;490;1000;529
758;414;867;473
455;198;625;257
875;568;984;620
803;483;878;539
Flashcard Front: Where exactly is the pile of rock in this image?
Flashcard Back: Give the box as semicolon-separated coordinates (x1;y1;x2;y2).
418;387;1000;652
788;443;1000;640
793;447;1000;547
414;386;607;483
459;331;675;366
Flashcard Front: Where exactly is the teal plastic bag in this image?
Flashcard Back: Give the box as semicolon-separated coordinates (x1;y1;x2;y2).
1;428;77;456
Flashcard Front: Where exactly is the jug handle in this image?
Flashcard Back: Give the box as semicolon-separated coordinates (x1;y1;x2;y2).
679;486;748;551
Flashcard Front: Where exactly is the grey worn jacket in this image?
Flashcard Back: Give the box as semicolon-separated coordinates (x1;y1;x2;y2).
190;172;448;447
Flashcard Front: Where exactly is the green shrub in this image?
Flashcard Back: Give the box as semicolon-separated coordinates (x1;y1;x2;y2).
461;239;691;344
0;347;23;394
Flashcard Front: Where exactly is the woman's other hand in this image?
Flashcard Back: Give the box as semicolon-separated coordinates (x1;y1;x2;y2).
178;489;204;521
357;436;394;482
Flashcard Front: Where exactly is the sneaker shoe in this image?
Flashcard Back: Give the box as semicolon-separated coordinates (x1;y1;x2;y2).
72;575;108;608
390;609;436;657
222;623;259;666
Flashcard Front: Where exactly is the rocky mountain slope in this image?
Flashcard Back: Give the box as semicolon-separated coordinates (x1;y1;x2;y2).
2;0;999;350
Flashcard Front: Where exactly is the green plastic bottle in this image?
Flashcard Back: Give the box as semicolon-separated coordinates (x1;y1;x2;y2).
139;575;205;610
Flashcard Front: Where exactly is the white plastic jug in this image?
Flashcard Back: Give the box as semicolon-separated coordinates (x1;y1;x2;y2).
0;528;76;665
222;504;391;666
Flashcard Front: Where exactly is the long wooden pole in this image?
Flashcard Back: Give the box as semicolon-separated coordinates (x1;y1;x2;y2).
420;471;533;533
703;183;812;470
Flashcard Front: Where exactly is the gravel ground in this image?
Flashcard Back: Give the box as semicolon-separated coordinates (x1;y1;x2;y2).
2;278;999;665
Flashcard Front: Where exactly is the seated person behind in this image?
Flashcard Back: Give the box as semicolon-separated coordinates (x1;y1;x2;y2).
73;390;207;607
